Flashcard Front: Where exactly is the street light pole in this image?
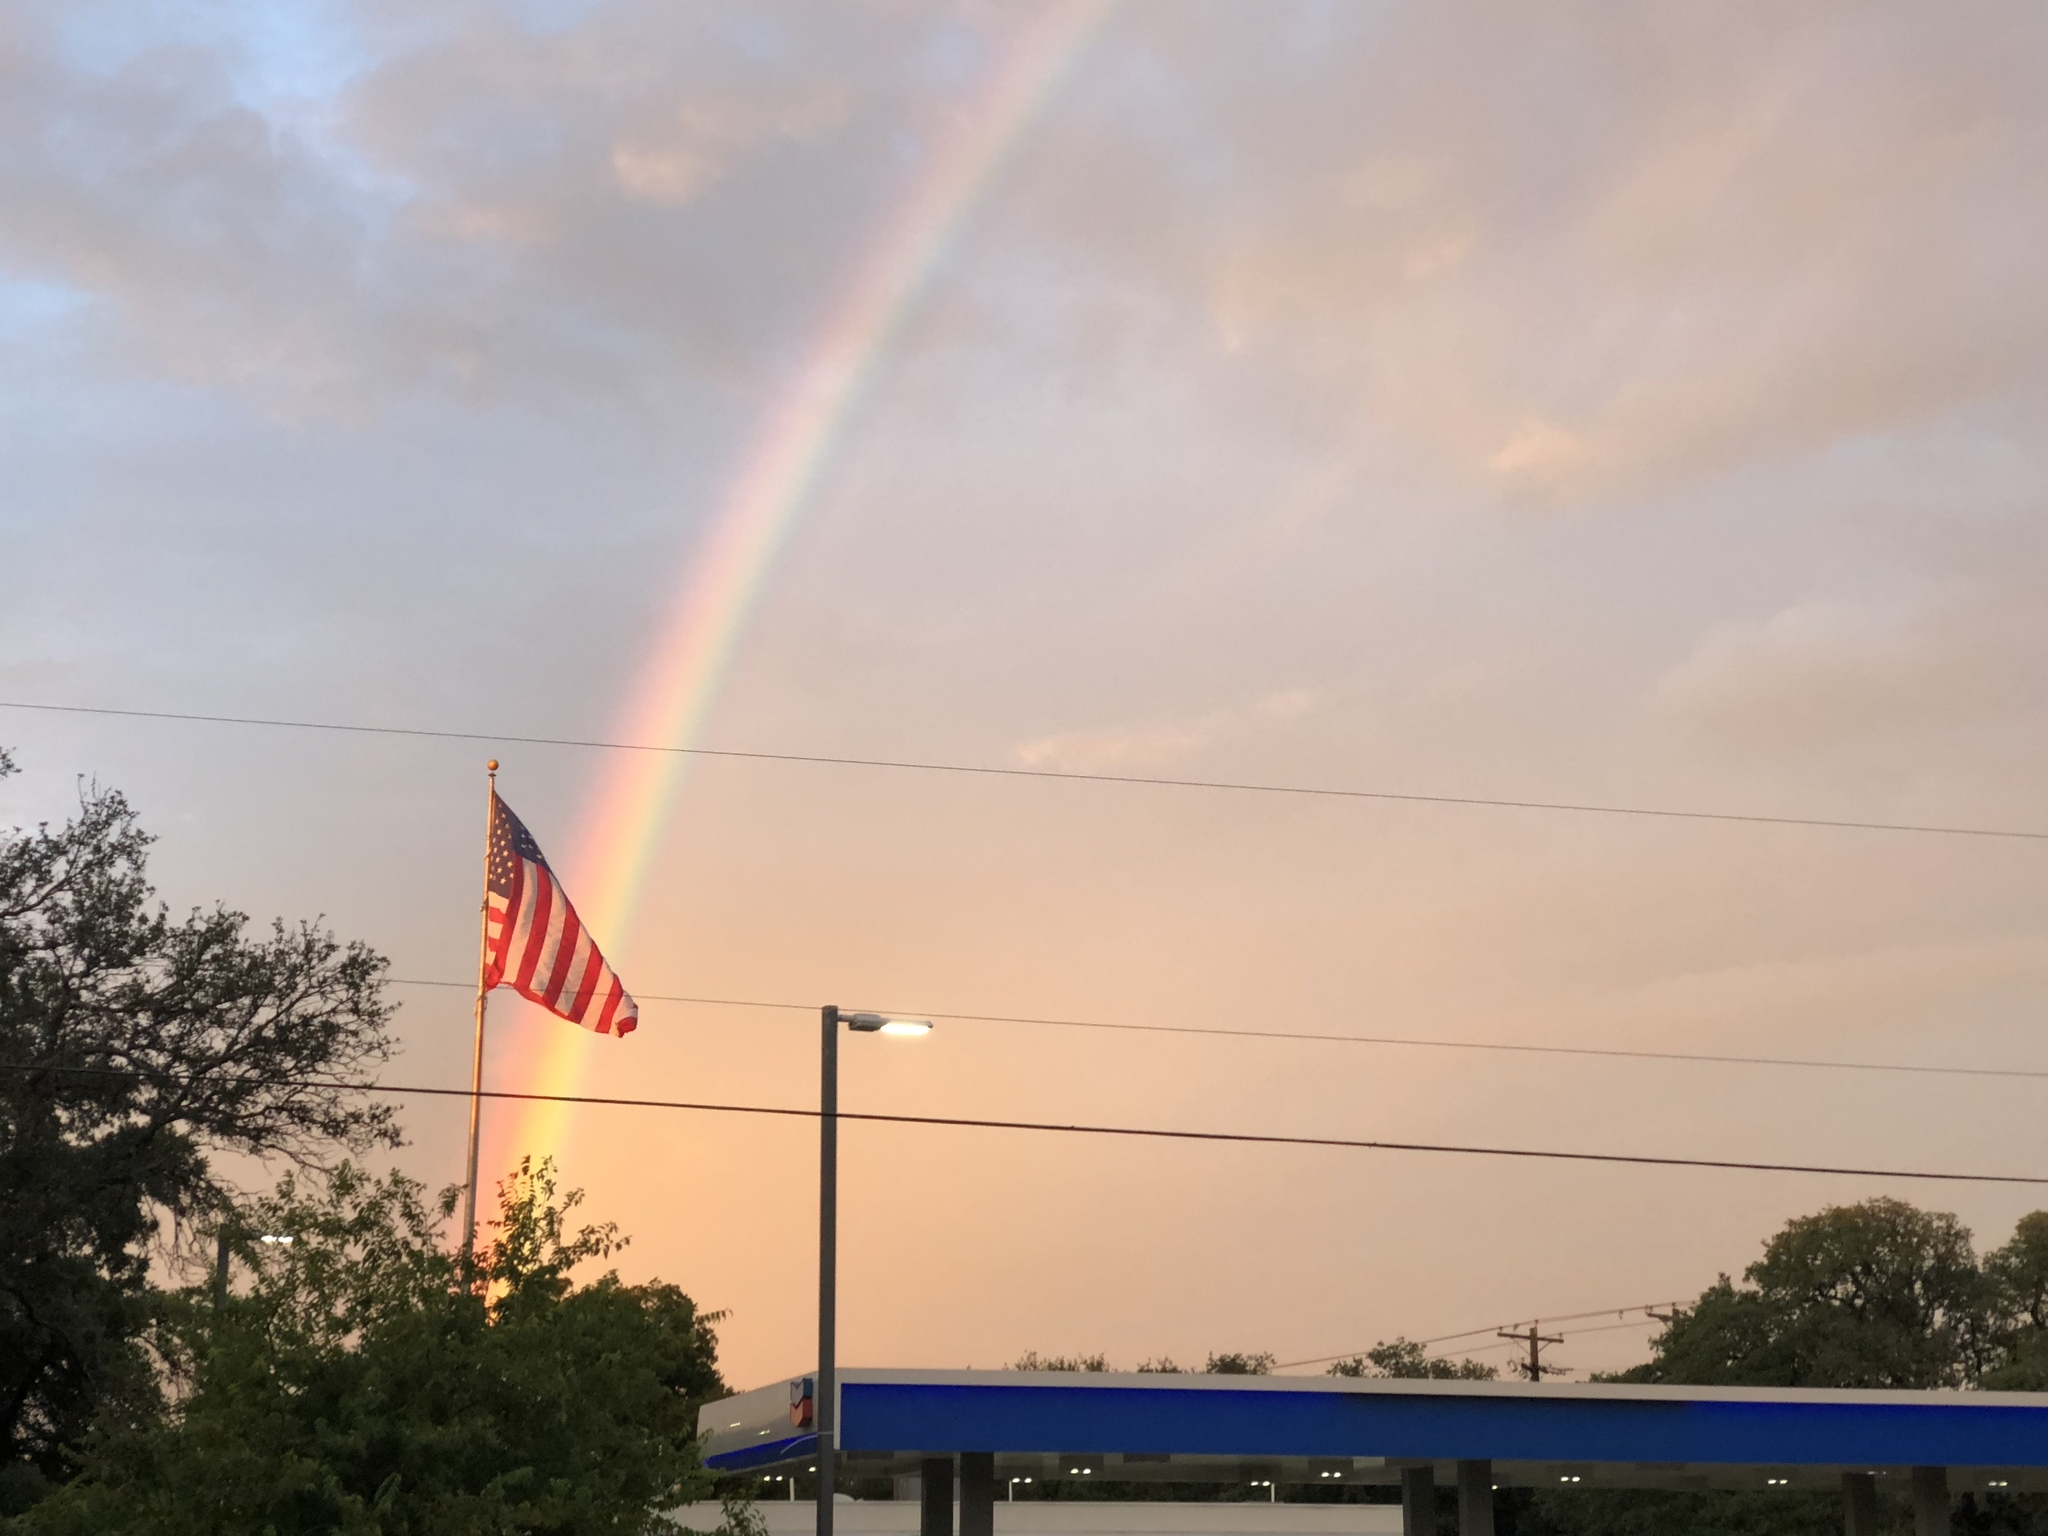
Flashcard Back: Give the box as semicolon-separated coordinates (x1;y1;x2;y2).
816;1005;931;1536
818;1004;840;1536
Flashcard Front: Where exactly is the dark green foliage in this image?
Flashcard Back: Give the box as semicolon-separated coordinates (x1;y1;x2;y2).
1518;1488;2048;1536
1982;1334;2048;1392
1983;1213;2048;1391
1522;1488;1846;1536
0;757;397;1511
1987;1213;2048;1329
1624;1199;1986;1390
1202;1352;1275;1375
1327;1338;1497;1380
1011;1352;1110;1372
14;1157;724;1535
1007;1352;1277;1375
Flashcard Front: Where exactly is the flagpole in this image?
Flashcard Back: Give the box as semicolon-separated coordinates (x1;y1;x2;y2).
460;758;498;1262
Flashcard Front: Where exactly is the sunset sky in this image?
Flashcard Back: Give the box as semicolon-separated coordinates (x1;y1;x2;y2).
5;0;2047;1388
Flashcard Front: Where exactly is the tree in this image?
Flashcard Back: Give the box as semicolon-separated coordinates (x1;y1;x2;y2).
1202;1352;1275;1375
16;1157;726;1535
1006;1352;1281;1375
0;754;397;1511
1011;1353;1110;1372
1988;1212;2048;1331
1625;1198;1986;1389
1980;1213;2048;1390
1327;1339;1497;1380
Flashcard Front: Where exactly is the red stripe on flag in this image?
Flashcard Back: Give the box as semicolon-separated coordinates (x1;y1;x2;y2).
592;979;624;1035
483;866;522;989
529;887;569;998
540;904;584;1008
506;865;541;991
566;944;604;1023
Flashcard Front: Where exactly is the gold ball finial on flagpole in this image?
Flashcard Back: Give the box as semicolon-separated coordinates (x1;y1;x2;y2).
487;759;498;773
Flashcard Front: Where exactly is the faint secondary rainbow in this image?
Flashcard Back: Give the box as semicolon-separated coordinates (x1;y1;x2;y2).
484;0;1113;1177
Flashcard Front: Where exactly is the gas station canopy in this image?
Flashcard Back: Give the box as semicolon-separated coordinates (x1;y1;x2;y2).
700;1367;2048;1494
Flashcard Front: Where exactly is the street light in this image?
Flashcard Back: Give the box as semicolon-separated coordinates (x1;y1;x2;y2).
818;1004;932;1536
211;1228;295;1310
845;1012;932;1036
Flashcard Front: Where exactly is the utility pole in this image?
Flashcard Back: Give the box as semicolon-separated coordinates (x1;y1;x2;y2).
1498;1324;1565;1381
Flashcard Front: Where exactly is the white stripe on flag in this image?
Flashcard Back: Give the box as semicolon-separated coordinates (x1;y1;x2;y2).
511;858;543;969
531;886;571;995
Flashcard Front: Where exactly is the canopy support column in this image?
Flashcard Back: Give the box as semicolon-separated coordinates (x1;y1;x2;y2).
1401;1466;1436;1536
960;1452;995;1536
920;1457;953;1536
1457;1461;1495;1536
1843;1474;1875;1531
1843;1472;1879;1536
1913;1467;1950;1536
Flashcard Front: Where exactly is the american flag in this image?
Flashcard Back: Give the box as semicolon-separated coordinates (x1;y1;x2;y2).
483;792;638;1037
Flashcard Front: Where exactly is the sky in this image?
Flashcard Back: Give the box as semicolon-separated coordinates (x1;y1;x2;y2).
4;0;2047;1388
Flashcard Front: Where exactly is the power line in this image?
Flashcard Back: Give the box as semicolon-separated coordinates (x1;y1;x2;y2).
1435;1304;1681;1345
1411;1316;1667;1358
1274;1301;1682;1371
385;978;2048;1084
1552;1317;1673;1340
6;698;2043;843
7;1061;2046;1187
1440;1316;1678;1374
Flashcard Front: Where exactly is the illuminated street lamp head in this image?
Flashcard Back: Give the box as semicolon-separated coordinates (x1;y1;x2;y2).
844;1013;933;1036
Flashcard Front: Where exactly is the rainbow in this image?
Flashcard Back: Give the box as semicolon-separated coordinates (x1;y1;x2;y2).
482;0;1112;1179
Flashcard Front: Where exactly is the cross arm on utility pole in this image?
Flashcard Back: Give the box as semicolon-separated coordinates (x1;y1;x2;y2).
1498;1325;1566;1382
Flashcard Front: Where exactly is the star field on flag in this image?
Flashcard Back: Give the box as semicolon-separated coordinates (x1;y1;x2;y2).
483;792;638;1037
